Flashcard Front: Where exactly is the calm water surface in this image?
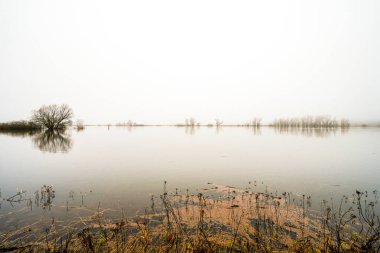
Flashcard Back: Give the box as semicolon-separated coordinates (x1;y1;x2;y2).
0;126;379;230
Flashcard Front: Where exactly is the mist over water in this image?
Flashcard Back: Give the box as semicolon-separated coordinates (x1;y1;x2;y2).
1;0;379;250
1;126;379;228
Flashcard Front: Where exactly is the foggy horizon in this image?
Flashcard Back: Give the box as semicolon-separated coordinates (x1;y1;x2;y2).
1;1;380;250
1;0;379;124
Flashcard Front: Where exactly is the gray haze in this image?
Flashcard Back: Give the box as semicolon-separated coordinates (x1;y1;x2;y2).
1;0;379;124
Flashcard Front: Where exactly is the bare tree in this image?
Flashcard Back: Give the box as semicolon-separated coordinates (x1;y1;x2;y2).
76;119;85;130
273;115;350;129
215;118;223;127
31;104;73;131
252;117;262;127
186;117;196;127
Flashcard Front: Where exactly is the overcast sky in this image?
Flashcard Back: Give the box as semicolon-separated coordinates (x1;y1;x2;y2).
0;0;379;124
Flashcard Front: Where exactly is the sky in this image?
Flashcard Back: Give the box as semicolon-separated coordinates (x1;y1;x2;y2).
0;0;379;124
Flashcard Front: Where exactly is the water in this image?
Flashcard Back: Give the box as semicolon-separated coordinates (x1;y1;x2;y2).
0;126;379;231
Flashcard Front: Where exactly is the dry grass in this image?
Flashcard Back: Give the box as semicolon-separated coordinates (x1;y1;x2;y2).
0;183;379;252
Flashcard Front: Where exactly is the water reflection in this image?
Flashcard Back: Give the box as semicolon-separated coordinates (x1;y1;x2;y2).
0;126;351;155
245;126;261;136
214;125;223;134
0;185;55;211
115;125;138;132
0;130;39;138
35;185;55;210
32;130;73;153
272;126;349;138
184;126;198;135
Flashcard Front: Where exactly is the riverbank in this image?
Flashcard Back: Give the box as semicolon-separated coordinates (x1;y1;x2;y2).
0;183;378;252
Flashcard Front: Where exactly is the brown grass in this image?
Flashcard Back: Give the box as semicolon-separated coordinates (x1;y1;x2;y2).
0;183;379;252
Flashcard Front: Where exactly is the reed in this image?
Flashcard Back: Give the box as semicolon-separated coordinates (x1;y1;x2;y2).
0;183;378;252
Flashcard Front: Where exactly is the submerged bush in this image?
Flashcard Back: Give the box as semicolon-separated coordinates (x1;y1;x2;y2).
0;121;41;132
31;104;73;131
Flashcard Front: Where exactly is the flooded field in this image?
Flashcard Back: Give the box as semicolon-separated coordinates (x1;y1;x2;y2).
0;126;379;251
1;126;379;224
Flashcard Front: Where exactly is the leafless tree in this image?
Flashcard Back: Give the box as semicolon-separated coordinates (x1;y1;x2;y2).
76;119;85;130
215;119;224;127
31;104;73;131
340;118;350;128
252;117;262;127
189;118;196;126
272;115;349;129
185;117;197;127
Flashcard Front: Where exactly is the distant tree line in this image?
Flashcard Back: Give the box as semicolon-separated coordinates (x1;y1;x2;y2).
1;110;356;132
0;104;75;132
173;116;350;128
271;116;350;128
240;117;262;127
0;121;41;131
115;120;144;127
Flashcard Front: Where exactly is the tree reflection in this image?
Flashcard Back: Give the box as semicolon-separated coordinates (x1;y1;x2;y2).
32;130;73;153
0;130;39;138
272;126;349;138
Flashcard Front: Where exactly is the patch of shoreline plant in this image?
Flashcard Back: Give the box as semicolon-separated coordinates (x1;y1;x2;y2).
0;182;379;252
